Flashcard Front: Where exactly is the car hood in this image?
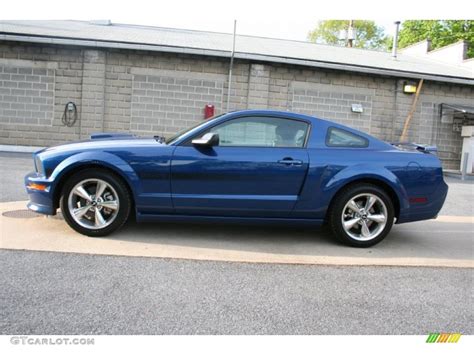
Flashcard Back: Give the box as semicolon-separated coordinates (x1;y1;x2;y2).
36;135;165;159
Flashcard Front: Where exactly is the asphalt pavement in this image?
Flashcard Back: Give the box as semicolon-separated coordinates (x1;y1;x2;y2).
1;249;472;335
0;152;472;334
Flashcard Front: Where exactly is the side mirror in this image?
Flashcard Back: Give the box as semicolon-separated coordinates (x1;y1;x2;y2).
192;133;219;147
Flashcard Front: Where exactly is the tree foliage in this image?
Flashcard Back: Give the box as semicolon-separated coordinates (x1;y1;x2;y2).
308;20;389;50
398;20;474;58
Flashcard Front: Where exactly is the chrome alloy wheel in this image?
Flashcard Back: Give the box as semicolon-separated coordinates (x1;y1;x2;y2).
341;193;388;241
67;178;120;230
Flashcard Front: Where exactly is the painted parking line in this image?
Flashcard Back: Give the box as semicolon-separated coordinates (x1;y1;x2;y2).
1;201;473;268
435;215;474;224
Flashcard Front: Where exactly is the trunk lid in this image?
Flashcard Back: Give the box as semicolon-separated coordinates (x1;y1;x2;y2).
390;142;438;155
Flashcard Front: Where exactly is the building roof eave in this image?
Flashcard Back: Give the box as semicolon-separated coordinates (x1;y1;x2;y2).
1;33;473;86
235;52;474;86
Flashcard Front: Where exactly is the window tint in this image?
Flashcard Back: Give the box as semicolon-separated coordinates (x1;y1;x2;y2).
206;116;309;148
326;127;368;148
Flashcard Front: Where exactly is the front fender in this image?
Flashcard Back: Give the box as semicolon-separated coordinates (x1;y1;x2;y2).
324;164;410;212
49;151;140;203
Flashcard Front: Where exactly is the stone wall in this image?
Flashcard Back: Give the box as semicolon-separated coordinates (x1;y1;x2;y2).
0;42;473;169
129;68;225;135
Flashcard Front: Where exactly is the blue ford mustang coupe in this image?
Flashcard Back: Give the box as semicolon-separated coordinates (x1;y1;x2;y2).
25;110;448;247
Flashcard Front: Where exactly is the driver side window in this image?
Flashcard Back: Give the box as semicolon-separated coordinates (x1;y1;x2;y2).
207;116;308;148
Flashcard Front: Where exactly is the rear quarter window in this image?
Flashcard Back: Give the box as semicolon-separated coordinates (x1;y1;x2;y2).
326;127;369;148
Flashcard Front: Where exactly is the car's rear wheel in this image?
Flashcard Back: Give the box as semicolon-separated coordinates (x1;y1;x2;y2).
329;183;394;247
60;169;131;237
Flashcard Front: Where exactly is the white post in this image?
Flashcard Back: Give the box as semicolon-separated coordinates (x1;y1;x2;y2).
392;21;401;58
461;152;469;181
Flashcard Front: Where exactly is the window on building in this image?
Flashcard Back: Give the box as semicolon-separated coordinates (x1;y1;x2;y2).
326;127;368;148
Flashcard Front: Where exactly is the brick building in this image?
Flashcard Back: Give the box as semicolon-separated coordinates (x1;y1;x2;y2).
0;20;473;169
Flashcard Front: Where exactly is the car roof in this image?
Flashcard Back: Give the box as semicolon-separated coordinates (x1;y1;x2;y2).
225;109;354;132
224;109;392;150
227;109;317;120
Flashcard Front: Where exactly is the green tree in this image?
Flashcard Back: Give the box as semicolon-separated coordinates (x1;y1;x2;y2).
398;20;474;58
308;20;389;50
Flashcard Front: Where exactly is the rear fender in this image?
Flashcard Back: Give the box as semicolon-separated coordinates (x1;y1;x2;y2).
323;164;410;213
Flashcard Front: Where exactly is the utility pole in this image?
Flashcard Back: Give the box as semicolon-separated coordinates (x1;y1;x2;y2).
226;20;237;112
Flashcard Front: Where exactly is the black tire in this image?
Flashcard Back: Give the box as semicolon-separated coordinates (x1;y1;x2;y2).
60;168;131;237
328;183;395;247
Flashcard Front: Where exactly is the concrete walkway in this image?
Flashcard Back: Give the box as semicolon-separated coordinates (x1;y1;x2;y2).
1;201;472;268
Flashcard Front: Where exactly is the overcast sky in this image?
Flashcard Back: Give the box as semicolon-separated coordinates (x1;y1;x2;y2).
1;0;470;41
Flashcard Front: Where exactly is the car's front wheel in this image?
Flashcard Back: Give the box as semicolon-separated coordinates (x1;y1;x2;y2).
60;169;131;237
329;183;394;247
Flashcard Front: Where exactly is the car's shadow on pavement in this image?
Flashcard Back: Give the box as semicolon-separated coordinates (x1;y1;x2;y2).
103;218;474;261
115;220;337;251
105;220;425;259
0;203;470;262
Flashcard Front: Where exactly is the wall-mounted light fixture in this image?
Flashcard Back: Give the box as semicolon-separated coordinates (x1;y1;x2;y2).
403;82;418;94
351;103;364;113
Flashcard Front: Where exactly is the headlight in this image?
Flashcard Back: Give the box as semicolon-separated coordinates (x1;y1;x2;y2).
35;155;45;176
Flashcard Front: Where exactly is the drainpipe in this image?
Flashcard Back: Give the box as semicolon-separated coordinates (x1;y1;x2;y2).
392;21;401;58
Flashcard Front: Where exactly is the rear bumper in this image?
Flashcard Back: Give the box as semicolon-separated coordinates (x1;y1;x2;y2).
24;172;56;215
397;180;448;224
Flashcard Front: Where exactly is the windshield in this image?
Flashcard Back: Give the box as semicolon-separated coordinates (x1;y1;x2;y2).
165;114;224;144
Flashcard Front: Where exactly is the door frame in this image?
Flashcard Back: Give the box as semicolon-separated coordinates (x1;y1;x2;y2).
176;113;313;149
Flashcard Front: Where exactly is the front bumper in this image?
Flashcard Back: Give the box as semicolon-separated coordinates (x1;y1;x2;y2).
24;172;56;215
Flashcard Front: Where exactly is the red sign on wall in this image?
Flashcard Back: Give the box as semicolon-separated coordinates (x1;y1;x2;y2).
204;104;215;119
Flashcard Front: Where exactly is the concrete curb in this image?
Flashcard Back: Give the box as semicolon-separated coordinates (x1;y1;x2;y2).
444;170;474;181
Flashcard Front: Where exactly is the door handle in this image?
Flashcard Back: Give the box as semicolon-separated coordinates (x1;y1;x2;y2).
277;158;303;166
